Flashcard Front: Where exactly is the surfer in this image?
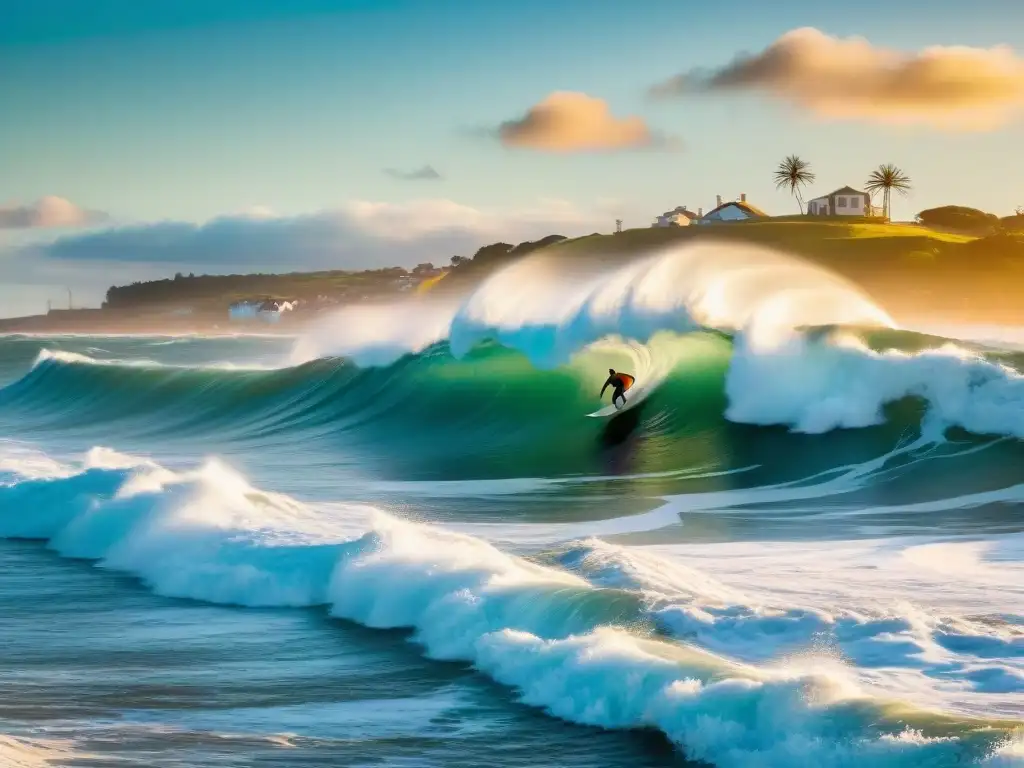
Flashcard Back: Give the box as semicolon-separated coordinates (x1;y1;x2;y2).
600;368;633;410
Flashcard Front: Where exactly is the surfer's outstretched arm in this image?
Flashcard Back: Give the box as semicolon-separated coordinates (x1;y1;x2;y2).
600;378;612;398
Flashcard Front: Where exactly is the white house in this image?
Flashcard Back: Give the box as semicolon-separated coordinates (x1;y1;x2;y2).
697;193;767;224
652;205;701;228
806;186;870;217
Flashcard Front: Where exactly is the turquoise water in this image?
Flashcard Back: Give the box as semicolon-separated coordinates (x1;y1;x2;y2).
1;244;1022;767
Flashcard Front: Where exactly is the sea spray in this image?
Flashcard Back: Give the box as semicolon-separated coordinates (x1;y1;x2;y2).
725;332;1024;436
292;240;895;369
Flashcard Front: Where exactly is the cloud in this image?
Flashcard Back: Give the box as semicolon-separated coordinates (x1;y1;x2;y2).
383;165;443;181
649;27;1024;129
496;91;679;151
20;198;612;273
0;196;109;229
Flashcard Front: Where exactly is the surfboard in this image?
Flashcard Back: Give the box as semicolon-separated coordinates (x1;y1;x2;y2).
586;382;649;418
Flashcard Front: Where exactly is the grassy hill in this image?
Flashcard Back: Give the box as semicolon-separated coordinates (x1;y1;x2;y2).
540;218;974;260
431;217;1024;325
3;216;1018;333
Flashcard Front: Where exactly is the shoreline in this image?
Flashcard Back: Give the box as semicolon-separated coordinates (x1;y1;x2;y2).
0;314;312;337
2;310;1022;343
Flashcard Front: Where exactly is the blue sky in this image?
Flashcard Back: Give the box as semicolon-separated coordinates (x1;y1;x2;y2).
2;0;1023;317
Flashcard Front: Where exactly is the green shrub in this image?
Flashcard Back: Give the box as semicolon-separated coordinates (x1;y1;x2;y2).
916;206;998;232
999;214;1024;232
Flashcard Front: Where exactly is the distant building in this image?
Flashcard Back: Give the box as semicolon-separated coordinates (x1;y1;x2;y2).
806;186;870;217
697;193;767;224
228;298;297;323
652;205;701;228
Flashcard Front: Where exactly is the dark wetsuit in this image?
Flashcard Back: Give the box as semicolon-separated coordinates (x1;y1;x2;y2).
601;373;629;409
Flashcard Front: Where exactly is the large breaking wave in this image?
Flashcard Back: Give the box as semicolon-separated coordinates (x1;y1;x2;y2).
2;242;1023;452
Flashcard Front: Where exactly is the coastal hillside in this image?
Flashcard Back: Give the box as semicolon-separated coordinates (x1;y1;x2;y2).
431;217;1024;326
3;217;1021;334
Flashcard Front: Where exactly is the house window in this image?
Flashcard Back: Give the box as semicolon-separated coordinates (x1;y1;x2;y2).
837;197;846;208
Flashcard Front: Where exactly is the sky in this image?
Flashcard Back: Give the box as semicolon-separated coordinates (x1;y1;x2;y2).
2;0;1024;317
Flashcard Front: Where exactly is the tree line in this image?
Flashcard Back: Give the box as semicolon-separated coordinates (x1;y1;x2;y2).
102;235;569;310
103;267;407;309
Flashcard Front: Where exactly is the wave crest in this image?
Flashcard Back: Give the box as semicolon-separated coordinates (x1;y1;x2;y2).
1;446;1019;767
293;240;894;370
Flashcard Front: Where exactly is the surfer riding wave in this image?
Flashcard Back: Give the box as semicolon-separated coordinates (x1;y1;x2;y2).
600;369;635;410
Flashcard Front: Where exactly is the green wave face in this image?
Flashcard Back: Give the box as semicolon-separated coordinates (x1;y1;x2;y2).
0;333;726;477
3;327;1017;492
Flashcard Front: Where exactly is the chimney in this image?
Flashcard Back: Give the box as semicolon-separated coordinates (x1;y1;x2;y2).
716;195;722;207
698;207;703;217
740;192;747;203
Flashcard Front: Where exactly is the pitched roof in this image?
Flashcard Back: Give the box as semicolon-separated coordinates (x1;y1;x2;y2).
661;207;698;219
703;200;768;218
826;185;867;197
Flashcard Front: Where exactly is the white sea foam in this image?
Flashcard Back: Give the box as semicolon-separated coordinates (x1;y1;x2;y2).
0;444;1019;767
726;332;1024;437
31;348;277;372
559;536;1024;718
290;299;460;368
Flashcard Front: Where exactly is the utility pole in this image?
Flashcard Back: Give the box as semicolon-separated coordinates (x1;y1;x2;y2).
67;288;72;310
615;219;623;234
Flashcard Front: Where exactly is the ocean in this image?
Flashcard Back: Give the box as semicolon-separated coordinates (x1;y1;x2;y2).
1;243;1022;767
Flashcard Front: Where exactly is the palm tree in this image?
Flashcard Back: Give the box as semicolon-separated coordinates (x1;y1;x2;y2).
773;155;816;214
864;164;912;222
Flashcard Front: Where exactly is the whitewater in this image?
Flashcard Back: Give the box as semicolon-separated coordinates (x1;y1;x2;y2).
1;242;1021;767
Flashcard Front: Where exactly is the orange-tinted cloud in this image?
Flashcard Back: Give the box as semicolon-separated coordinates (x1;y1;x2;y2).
497;91;677;151
0;196;108;229
650;28;1024;130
